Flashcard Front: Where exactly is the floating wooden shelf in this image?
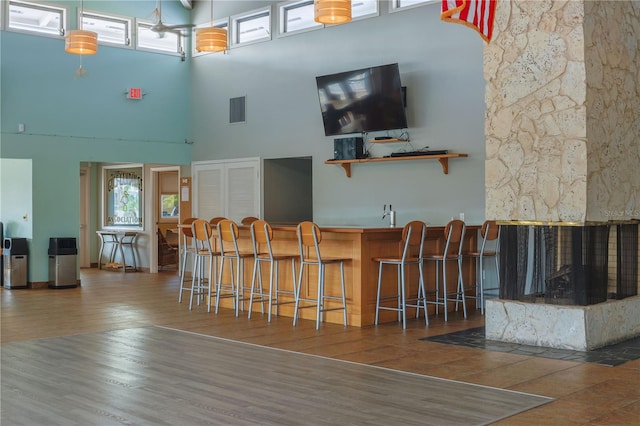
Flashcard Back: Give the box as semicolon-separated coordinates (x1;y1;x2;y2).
368;138;409;143
325;153;468;177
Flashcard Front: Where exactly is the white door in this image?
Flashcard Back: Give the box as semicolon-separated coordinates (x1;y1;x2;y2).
193;158;260;222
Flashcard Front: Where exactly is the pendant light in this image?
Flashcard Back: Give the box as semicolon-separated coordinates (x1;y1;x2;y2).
65;0;97;55
314;0;352;25
196;0;227;52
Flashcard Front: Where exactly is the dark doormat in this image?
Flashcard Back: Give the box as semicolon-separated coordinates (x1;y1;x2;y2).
420;327;640;367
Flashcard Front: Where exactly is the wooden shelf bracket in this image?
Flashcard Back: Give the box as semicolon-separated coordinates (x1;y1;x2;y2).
340;163;352;177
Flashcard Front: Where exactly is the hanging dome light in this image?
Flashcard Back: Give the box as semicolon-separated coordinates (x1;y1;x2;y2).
196;27;227;52
314;0;352;25
65;0;97;55
65;29;98;55
196;0;227;53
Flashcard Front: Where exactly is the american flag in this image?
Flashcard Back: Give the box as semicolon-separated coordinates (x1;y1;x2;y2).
441;0;497;43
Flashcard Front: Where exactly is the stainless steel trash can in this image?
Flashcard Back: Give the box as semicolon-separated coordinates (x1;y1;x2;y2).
48;238;78;288
3;237;28;289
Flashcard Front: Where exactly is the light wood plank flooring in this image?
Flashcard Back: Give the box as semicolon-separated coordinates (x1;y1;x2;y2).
2;269;639;425
1;326;550;425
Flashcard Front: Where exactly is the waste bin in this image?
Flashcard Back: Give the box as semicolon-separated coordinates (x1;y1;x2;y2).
3;237;28;289
48;238;78;289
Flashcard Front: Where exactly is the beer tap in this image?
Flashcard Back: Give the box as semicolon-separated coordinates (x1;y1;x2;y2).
382;204;396;228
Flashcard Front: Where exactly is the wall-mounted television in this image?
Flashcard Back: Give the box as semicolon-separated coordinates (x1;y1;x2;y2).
316;63;408;137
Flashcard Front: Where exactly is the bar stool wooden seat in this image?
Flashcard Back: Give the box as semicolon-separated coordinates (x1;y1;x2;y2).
248;220;297;321
215;219;254;316
209;217;226;226
463;220;500;314
241;216;260;225
293;221;348;330
178;217;197;303
423;219;467;322
373;220;428;329
189;219;217;311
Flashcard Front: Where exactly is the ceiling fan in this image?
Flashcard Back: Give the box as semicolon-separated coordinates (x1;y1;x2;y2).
149;0;194;35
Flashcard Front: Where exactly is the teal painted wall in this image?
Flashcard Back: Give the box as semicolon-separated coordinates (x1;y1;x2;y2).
1;1;192;282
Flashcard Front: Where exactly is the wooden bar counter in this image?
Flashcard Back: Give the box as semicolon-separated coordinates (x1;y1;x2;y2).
206;223;479;327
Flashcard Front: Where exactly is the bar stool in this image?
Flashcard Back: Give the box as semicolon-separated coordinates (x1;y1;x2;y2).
248;220;297;321
423;219;467;322
463;220;501;314
373;220;428;329
215;219;254;316
189;219;216;311
116;232;139;272
178;217;197;303
96;231;118;270
293;221;348;330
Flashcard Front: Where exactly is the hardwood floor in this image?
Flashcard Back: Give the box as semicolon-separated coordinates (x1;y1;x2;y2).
2;269;639;425
1;326;550;425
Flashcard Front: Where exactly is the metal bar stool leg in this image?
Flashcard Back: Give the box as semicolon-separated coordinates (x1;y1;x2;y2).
375;262;383;325
189;252;199;310
293;262;305;326
267;261;275;322
340;261;347;327
315;264;324;330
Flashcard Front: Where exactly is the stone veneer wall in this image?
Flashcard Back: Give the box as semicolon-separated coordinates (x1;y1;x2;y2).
584;1;640;222
484;0;640;223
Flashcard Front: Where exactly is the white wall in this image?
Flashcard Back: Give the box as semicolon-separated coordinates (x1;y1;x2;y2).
191;1;487;227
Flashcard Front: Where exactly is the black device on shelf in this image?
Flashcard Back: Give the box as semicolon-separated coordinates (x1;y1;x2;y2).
316;63;407;137
334;137;365;160
390;150;448;157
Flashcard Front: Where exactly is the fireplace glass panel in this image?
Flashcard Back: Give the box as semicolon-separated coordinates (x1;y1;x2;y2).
498;224;635;306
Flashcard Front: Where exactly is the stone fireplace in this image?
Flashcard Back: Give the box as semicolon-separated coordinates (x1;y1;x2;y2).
482;1;640;350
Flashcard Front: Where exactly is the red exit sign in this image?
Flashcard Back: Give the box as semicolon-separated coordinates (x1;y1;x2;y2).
127;88;142;100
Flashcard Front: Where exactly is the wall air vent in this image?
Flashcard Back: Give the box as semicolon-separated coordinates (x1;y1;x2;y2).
230;96;246;124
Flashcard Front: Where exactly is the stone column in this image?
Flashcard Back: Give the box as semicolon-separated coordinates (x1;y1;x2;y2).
484;0;640;223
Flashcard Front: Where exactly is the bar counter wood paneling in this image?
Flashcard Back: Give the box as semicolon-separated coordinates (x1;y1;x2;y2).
211;224;478;327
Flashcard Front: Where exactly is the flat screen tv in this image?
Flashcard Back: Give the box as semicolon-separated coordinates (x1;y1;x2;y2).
316;63;407;137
